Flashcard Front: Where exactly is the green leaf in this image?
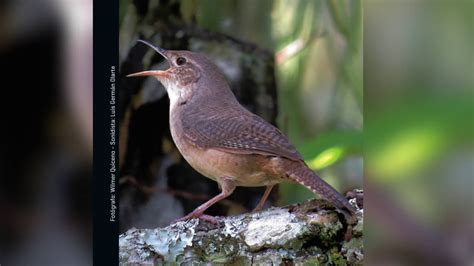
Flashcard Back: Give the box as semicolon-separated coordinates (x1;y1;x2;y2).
297;131;362;170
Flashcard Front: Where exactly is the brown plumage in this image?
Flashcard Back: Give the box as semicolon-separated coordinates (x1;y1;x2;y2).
181;104;302;161
282;160;356;213
127;40;356;222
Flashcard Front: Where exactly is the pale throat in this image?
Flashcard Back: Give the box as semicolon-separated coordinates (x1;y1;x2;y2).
165;82;194;108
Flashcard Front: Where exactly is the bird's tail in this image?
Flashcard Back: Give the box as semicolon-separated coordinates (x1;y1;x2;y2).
285;161;356;214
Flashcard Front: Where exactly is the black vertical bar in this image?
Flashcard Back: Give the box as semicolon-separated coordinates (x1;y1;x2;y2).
93;0;119;264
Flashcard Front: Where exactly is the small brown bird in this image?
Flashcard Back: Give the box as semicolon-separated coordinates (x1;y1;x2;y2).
128;40;356;222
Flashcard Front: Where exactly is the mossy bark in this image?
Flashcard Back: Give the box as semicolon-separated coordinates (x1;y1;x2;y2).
119;190;363;265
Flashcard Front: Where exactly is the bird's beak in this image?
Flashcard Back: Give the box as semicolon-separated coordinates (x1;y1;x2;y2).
126;70;169;78
126;40;170;79
137;39;168;60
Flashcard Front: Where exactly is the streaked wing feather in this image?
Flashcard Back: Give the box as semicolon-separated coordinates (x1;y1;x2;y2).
182;108;302;161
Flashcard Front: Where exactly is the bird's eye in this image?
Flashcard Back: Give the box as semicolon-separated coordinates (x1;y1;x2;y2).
176;57;186;66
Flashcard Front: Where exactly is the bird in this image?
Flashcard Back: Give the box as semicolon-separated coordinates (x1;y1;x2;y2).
127;40;356;223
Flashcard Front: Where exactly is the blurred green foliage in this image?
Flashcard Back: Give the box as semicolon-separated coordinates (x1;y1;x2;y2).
367;96;473;182
364;0;473;217
301;131;362;170
364;1;473;264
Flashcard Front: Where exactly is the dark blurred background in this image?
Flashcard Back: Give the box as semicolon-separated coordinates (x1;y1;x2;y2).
0;0;92;265
0;0;472;265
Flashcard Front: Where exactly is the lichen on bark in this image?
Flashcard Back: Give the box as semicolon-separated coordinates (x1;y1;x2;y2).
119;190;363;265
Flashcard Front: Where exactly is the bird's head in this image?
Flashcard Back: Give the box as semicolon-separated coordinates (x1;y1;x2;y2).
127;40;229;106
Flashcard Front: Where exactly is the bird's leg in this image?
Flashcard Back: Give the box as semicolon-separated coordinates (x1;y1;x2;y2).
252;185;274;212
177;178;235;224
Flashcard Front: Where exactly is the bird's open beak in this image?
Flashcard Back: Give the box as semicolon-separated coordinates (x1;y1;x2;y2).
137;39;168;60
126;70;169;78
126;40;170;79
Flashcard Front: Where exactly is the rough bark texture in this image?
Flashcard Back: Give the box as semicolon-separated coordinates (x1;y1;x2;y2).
119;190;363;265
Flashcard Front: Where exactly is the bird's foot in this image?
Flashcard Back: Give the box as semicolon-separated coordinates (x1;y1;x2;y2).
175;212;220;224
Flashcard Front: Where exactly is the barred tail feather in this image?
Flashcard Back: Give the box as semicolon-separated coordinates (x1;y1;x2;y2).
286;162;356;214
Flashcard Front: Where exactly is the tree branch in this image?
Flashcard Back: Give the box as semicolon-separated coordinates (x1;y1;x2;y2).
119;190;363;265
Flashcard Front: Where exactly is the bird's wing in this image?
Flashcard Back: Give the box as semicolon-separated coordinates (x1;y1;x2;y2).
181;107;303;161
